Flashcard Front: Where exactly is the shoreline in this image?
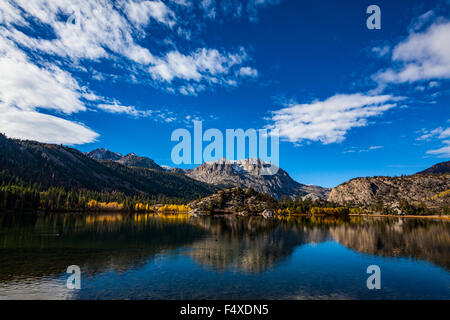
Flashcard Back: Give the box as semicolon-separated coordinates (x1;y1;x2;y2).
348;213;450;220
1;209;449;220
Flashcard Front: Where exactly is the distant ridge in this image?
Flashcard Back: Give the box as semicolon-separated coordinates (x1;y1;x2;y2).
328;160;450;214
417;161;450;174
86;149;163;171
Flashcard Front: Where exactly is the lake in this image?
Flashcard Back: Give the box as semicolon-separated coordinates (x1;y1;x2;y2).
0;213;449;299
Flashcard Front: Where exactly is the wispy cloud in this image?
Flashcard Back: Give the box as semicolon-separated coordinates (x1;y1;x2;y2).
266;93;400;144
149;47;247;82
98;103;153;118
0;0;263;144
427;141;450;158
417;126;450;158
237;66;259;78
1;0;258;92
417;127;450;141
122;0;176;28
196;0;281;22
0;35;98;144
373;18;450;84
0;0;156;64
246;0;281;22
371;45;390;58
0;104;99;145
343;146;384;154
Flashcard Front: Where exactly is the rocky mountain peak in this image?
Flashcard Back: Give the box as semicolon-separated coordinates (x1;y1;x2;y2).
186;158;329;200
124;152;137;157
116;153;163;170
87;149;163;171
87;148;122;161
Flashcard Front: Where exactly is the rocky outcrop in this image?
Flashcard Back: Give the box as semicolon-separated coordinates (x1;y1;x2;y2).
261;209;274;219
186;158;330;200
116;153;163;170
188;187;277;216
328;173;450;213
86;148;122;161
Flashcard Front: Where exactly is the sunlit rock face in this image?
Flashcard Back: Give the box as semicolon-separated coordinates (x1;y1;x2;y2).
116;153;163;170
86;148;122;161
328;173;450;213
186;159;330;200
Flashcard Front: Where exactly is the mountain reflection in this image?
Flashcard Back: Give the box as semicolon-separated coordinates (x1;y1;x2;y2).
186;216;331;273
187;216;450;272
0;213;448;283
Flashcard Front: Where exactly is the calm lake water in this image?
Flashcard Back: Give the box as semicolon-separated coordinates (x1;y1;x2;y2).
0;213;449;300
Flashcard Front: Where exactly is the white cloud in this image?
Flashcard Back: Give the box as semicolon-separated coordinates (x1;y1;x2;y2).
149;47;248;83
0;0;25;25
428;81;440;88
374;20;450;84
343;145;384;154
417;127;450;141
417;126;450;158
192;0;280;22
179;84;205;96
0;35;98;144
371;45;390;58
0;0;260;145
170;0;191;7
1;0;258;94
238;66;258;77
97;102;180;122
122;0;176;28
427;141;450;157
266;93;400;144
0;104;98;145
409;10;435;32
0;37;85;114
200;0;216;19
98;103;153;118
2;0;156;64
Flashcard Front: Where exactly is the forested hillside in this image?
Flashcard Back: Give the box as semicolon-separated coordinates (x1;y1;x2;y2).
0;134;214;211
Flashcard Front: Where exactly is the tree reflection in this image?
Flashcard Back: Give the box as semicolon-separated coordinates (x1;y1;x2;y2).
0;213;448;283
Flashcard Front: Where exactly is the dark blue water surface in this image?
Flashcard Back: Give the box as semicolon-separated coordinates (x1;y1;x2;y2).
0;213;448;299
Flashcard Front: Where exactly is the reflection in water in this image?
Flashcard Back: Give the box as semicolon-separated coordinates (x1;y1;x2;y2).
0;213;449;299
186;216;331;273
0;213;205;282
329;219;450;271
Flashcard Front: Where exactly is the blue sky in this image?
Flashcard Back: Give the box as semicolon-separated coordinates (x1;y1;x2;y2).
0;0;449;187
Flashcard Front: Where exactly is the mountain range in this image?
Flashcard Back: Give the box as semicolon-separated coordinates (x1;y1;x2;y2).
83;149;330;200
0;134;449;213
